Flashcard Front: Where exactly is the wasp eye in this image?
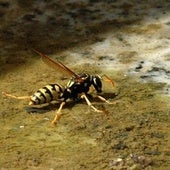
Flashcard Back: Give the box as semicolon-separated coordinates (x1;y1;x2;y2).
93;76;102;93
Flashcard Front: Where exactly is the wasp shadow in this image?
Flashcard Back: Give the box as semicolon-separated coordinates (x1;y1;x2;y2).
24;101;77;114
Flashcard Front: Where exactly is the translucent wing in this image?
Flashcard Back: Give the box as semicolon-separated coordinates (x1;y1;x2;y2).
33;49;80;79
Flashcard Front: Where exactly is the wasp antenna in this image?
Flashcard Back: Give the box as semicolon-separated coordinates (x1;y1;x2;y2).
101;74;116;87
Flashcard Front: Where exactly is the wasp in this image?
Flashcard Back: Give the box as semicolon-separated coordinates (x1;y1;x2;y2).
2;50;115;125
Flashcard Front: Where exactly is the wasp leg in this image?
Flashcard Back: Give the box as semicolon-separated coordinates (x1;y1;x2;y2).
81;94;103;113
97;95;116;104
2;92;30;100
51;101;66;125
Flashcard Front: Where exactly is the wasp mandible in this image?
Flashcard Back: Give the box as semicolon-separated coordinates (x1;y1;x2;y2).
2;50;115;125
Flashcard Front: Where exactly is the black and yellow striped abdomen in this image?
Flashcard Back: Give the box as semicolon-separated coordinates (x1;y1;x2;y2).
29;84;64;105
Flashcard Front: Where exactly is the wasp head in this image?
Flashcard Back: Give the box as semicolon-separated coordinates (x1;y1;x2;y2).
92;75;102;93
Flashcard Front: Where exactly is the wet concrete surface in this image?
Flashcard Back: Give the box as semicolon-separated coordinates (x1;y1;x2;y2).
0;0;170;169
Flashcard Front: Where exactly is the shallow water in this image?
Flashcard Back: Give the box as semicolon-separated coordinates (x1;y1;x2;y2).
0;0;170;169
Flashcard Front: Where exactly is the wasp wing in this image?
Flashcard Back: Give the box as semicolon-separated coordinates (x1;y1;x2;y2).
33;49;80;79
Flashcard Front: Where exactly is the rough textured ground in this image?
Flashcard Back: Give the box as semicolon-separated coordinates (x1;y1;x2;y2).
0;0;170;169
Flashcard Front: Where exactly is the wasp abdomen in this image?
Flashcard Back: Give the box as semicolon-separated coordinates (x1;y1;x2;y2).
29;84;64;105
